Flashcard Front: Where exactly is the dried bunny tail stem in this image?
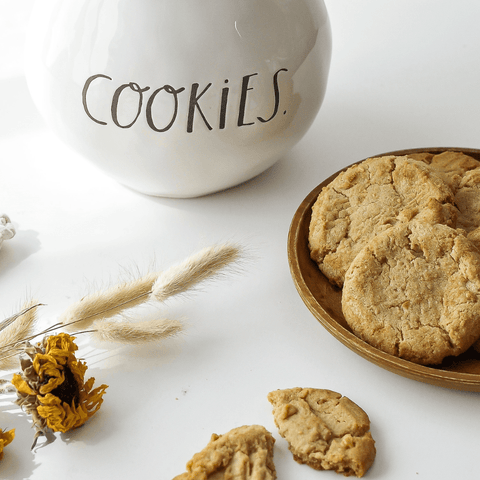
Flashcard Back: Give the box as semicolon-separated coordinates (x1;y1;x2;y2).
58;242;243;333
0;301;40;371
151;243;243;303
58;271;160;332
89;318;184;344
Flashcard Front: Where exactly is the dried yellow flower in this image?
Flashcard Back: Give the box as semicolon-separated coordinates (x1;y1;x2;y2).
12;333;108;447
0;428;14;460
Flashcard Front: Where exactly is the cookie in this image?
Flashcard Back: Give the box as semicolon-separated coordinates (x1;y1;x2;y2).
408;150;480;192
342;220;480;365
173;425;276;480
453;167;480;232
267;387;375;478
467;226;480;253
308;155;457;287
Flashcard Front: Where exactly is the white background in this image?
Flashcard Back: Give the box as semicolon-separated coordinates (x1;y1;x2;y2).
1;1;480;479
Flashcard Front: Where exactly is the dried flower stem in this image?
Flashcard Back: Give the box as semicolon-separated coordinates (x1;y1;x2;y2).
59;272;160;332
59;243;243;334
0;243;243;363
151;243;242;302
0;302;39;371
91;318;184;344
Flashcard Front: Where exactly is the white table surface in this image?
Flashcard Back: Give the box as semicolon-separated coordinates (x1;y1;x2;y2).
1;1;479;479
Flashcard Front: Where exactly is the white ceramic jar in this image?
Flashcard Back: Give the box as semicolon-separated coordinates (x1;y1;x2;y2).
25;0;331;197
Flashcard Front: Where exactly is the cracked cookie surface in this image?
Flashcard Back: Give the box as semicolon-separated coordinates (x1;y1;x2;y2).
308;155;457;287
408;151;480;240
408;150;480;192
173;425;276;480
342;220;480;365
268;387;375;478
454;168;480;234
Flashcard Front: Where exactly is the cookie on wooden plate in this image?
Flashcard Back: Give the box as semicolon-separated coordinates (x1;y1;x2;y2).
407;150;480;192
342;220;480;365
267;387;376;478
173;425;276;480
308;155;457;287
453;168;480;233
408;150;480;238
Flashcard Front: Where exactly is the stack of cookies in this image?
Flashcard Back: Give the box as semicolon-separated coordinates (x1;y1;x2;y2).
309;151;480;365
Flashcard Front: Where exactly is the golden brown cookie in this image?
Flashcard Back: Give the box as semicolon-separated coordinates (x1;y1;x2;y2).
308;155;457;287
267;387;375;478
173;425;276;480
421;153;480;241
408;150;480;192
405;152;434;163
453;167;480;233
342;220;480;365
409;151;480;244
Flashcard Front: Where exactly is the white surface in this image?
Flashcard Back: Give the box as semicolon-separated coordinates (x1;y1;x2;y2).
1;1;480;479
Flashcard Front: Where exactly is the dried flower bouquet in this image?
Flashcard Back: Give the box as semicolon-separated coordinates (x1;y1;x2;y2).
0;243;244;455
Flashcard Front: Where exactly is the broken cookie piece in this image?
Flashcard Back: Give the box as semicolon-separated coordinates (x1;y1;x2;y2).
268;388;375;478
173;424;276;480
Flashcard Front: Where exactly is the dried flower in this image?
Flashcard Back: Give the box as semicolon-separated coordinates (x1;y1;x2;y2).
151;243;242;302
0;302;39;371
58;243;244;344
59;272;159;332
0;428;14;460
11;333;108;448
91;317;183;344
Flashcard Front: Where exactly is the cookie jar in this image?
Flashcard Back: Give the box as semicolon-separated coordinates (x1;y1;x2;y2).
24;0;332;197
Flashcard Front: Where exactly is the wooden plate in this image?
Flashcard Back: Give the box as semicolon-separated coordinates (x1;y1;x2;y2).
288;147;480;392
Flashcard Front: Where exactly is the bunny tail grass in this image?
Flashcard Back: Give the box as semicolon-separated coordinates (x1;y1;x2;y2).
90;318;184;344
0;301;39;371
151;243;242;303
59;272;160;332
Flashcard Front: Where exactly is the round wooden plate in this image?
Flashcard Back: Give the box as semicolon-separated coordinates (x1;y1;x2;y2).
288;147;480;392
